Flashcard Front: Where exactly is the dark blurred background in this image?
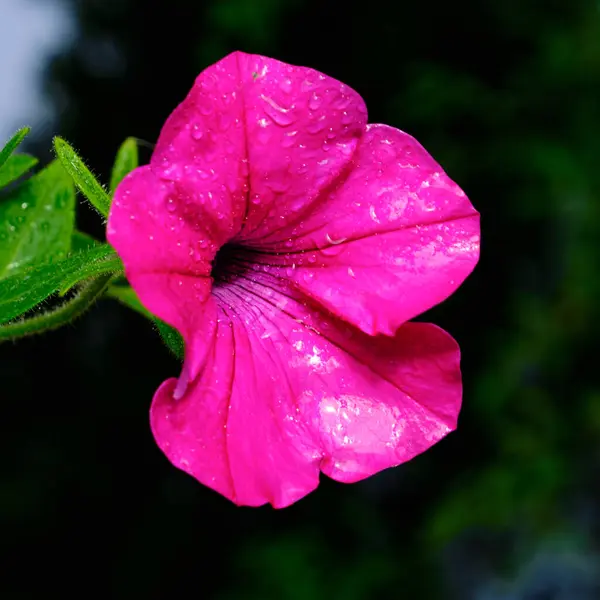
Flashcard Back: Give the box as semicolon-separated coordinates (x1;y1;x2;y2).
2;0;600;598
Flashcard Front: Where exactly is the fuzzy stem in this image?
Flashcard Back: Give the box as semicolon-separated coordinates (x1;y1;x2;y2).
0;274;112;342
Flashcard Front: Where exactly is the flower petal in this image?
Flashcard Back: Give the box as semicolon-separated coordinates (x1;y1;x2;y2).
249;125;480;335
150;52;247;234
151;51;367;245
232;53;367;241
107;166;214;332
109;52;367;333
151;277;461;507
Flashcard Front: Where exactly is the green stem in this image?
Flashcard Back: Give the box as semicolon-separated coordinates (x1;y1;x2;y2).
106;284;184;360
105;284;153;318
0;274;112;342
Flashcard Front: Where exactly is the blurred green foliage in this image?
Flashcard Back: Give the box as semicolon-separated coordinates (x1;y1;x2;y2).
2;0;600;598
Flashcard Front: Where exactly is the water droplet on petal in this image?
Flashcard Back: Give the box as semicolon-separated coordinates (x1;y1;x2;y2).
307;115;327;134
341;111;353;125
333;94;352;110
261;94;295;127
218;112;233;131
197;97;213;116
369;205;380;223
308;93;322;110
191;124;204;140
320;244;344;257
265;177;290;193
282;130;298;148
325;233;347;245
279;78;293;93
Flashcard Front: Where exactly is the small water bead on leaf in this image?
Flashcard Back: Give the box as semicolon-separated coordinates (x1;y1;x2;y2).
0;160;75;278
55;193;70;209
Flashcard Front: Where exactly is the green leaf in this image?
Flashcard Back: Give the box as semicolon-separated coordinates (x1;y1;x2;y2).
0;274;112;342
106;284;185;360
53;137;111;217
71;230;100;252
0;154;38;188
0;244;120;324
0;127;30;170
58;252;122;295
0;160;75;278
110;137;138;194
155;319;185;360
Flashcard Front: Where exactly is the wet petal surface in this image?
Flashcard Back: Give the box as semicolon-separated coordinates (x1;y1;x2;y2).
151;275;461;507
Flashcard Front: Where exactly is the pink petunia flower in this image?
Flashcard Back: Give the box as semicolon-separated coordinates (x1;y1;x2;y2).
107;52;480;508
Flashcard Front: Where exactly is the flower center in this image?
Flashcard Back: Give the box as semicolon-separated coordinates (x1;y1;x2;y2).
212;243;243;286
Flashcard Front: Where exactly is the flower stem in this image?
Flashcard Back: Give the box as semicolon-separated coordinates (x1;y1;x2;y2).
0;274;112;342
106;284;184;360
